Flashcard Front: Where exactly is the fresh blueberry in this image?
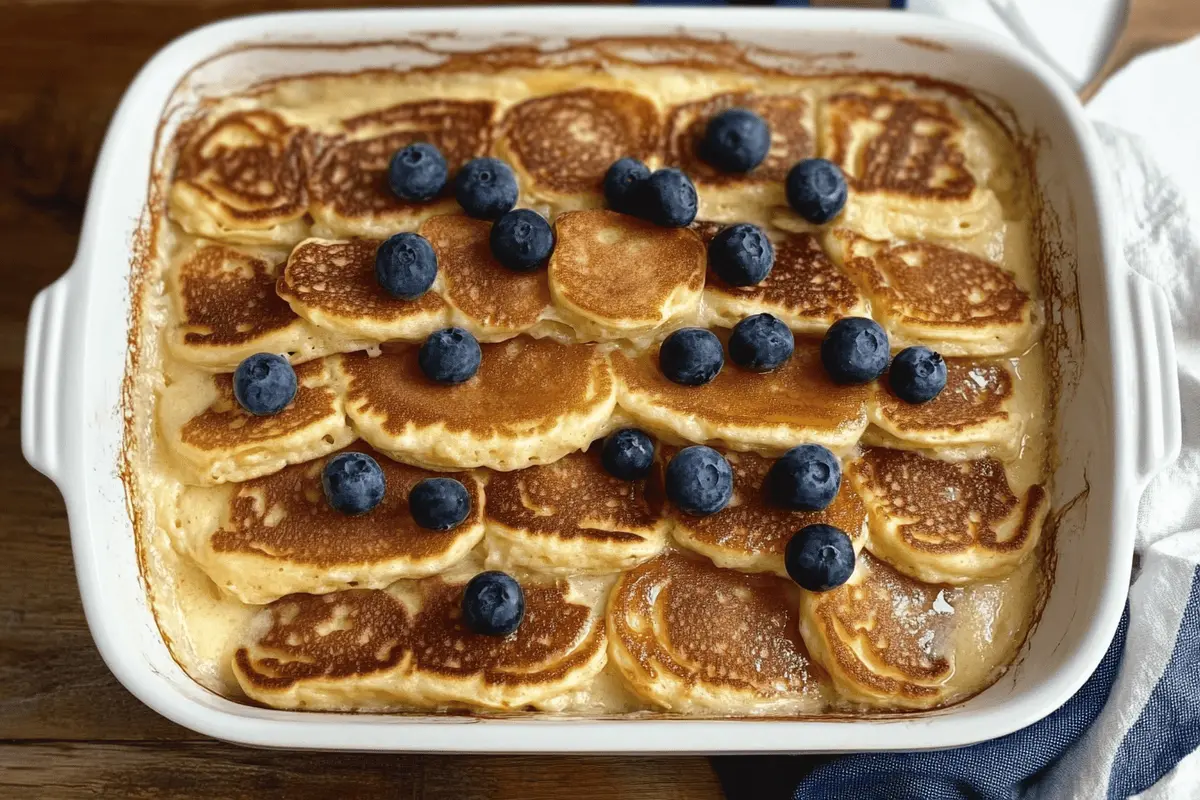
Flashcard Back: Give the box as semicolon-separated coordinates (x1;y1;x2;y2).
729;313;794;372
665;445;733;516
322;452;386;516
232;353;296;416
419;328;482;384
659;328;724;386
489;209;554;272
375;232;437;300
604;157;651;215
639;168;698;228
785;524;856;592
708;223;774;287
820;317;889;385
768;444;841;511
409;477;471;531
454;157;518;220
700;108;771;173
461;571;525;637
601;428;655;481
786;158;848;224
388;142;448;202
889;346;948;404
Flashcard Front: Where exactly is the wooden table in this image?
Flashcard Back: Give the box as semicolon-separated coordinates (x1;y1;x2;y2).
3;1;1198;797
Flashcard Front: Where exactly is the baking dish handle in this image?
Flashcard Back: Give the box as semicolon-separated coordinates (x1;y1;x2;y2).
1127;271;1182;489
22;273;74;484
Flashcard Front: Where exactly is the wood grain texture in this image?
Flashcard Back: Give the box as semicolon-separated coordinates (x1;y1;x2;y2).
0;1;719;795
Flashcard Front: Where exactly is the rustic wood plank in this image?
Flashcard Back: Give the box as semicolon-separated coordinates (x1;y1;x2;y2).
0;744;721;799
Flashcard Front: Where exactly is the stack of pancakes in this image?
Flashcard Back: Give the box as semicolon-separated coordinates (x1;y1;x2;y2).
154;66;1049;715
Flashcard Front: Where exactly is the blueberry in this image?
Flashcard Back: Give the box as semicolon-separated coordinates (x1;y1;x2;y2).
639;168;698;228
786;158;848;224
700;108;771;173
322;452;386;516
409;477;471;531
419;328;481;384
820;317;889;385
489;209;554;272
461;571;525;637
604;157;651;215
665;445;734;516
232;353;297;416
768;444;841;511
388;142;448;202
601;428;655;481
375;232;437;300
729;313;794;372
454;157;518;220
659;328;724;386
785;524;856;592
889;346;948;404
708;223;774;287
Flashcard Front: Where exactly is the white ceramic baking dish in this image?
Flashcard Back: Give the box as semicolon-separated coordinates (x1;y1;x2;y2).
21;7;1182;752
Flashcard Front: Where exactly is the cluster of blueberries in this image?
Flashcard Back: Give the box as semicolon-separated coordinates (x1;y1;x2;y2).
222;105;954;633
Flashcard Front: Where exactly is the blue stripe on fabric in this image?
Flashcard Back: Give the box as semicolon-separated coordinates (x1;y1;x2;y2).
1107;566;1200;799
713;606;1130;800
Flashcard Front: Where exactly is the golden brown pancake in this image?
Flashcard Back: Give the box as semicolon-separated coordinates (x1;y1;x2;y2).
165;240;359;371
549;209;706;341
693;222;869;333
779;81;1010;241
484;446;668;575
307;99;496;238
176;444;485;604
159;358;354;485
606;550;830;714
664;91;815;220
613;337;869;453
496;88;660;209
233;576;607;711
277;237;450;341
336;338;616;471
866;356;1023;457
667;447;867;577
170;110;311;245
827;230;1038;356
418;214;556;341
798;551;961;709
849;447;1048;584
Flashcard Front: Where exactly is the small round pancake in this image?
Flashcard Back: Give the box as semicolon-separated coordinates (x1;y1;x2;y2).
159;358;354;485
664;91;815;220
170;110;310;245
606;550;830;714
277;237;450;341
233;576;607;711
693;222;869;334
848;447;1048;584
166;240;363;371
798;550;1042;710
798;551;958;709
173;444;485;604
827;230;1039;356
612;337;869;453
336;338;616;471
775;82;1010;242
668;447;866;577
496;88;660;210
866;356;1023;458
418;214;557;342
307;99;495;239
484;447;668;575
549;210;706;341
